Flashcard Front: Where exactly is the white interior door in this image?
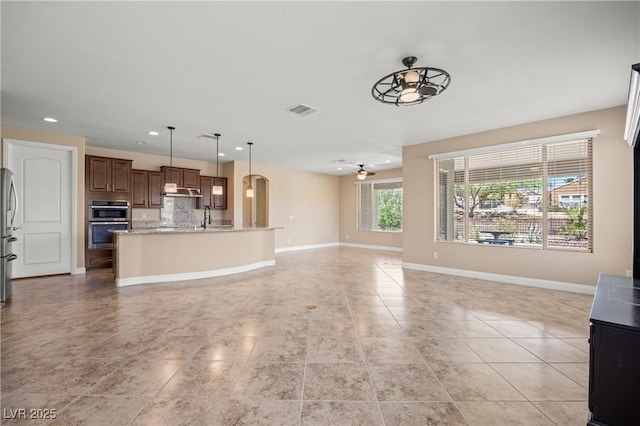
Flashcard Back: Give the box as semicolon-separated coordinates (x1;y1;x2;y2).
4;139;73;278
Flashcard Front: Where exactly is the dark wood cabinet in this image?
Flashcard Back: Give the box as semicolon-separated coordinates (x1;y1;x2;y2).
148;171;163;208
86;155;132;194
199;176;227;209
160;167;201;189
132;169;164;208
132;170;148;207
161;166;183;187
588;274;640;426
183;168;201;188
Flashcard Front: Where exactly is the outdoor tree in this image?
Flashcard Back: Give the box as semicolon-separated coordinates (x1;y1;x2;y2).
377;189;402;231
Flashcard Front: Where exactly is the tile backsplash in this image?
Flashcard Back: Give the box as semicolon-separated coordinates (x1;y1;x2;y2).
132;197;227;228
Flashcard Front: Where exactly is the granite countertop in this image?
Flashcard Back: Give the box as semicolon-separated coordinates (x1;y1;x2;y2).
112;226;282;235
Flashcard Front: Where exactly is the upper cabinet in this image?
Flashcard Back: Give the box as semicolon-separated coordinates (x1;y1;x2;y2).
86;155;132;193
183;169;200;188
132;169;163;208
199;176;227;209
160;166;201;189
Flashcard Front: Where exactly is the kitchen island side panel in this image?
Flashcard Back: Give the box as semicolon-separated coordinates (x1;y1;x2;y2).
114;228;275;285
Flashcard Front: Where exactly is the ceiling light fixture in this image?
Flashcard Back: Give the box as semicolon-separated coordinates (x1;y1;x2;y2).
164;126;178;194
372;56;451;106
246;142;254;198
212;133;223;196
356;164;376;180
43;117;57;123
235;146;243;151
148;131;159;136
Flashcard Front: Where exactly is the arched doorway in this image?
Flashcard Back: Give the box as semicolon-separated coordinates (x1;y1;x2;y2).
243;174;269;227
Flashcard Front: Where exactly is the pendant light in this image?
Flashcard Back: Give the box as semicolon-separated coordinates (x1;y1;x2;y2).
164;126;178;194
246;142;254;198
212;133;223;196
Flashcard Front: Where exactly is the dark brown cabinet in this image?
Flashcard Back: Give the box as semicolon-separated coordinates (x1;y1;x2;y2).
183;168;201;188
132;170;147;207
87;156;132;193
199;176;227;209
148;171;163;208
161;166;183;187
160;166;201;188
132;169;163;208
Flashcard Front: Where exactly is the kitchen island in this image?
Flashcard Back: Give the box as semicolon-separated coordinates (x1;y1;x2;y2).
112;227;280;287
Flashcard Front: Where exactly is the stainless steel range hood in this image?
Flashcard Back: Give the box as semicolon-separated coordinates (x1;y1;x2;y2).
163;187;202;198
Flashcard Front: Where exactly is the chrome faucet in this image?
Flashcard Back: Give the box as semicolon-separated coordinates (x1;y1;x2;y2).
202;207;211;229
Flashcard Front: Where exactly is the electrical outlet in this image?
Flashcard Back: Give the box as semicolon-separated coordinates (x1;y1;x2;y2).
627;270;633;277
142;213;147;219
433;252;438;259
287;237;291;243
346;235;349;240
290;215;294;220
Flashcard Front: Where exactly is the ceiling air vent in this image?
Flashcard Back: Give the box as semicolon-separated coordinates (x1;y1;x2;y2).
289;104;318;116
198;133;218;141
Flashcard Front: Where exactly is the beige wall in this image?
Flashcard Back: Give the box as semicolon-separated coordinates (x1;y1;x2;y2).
231;160;340;249
338;168;403;249
403;106;632;286
0;126;86;270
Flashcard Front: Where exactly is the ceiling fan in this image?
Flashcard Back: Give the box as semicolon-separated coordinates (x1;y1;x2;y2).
355;164;376;180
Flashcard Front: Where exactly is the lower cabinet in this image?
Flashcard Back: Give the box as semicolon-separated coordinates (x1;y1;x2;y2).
86;249;113;269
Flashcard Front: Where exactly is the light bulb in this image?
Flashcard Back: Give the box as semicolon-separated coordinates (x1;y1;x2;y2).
246;186;254;198
404;70;419;84
357;171;367;181
400;87;420;103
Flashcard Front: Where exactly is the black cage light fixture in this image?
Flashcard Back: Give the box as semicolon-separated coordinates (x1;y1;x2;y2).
371;56;451;106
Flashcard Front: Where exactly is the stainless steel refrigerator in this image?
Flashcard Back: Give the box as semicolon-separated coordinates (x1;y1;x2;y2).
1;168;18;307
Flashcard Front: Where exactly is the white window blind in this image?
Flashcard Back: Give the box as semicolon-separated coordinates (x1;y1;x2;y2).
435;138;592;251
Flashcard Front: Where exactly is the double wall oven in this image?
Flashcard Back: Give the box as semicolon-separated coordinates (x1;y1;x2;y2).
88;200;129;250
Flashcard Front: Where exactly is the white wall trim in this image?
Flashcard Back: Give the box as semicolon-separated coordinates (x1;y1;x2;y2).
275;242;339;253
116;260;276;287
402;262;596;295
72;267;86;275
427;129;600;160
340;242;403;253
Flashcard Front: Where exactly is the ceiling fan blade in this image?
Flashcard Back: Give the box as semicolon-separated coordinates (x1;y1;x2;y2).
366;171;376;176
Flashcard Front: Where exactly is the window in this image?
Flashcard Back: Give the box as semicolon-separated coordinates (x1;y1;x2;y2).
358;179;403;231
435;137;592;251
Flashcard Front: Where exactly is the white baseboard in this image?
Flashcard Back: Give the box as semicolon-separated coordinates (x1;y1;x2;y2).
275;242;403;253
340;242;403;253
72;267;86;275
275;242;339;253
116;260;276;288
402;262;596;295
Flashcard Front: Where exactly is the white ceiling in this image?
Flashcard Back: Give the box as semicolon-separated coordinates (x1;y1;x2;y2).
2;1;639;176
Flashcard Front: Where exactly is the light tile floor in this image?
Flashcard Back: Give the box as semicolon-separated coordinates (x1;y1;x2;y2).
1;247;593;425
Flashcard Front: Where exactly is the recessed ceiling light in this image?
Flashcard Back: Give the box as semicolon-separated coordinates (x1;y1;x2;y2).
43;117;57;123
148;131;159;136
218;153;225;156
235;146;243;151
136;140;146;145
385;160;391;163
337;167;343;170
